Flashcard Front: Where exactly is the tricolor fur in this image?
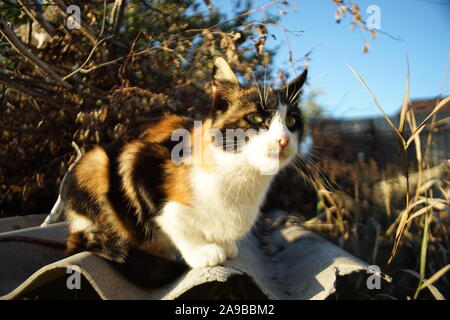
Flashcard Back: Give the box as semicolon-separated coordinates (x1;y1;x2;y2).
60;58;307;286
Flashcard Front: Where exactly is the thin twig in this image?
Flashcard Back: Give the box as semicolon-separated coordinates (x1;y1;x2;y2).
111;0;127;36
185;0;286;33
52;0;97;45
17;0;56;36
0;73;72;111
62;36;111;81
0;17;72;89
76;44;188;74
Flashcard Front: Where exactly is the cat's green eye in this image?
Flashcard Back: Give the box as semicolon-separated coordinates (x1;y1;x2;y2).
285;115;297;128
246;113;264;125
285;113;302;130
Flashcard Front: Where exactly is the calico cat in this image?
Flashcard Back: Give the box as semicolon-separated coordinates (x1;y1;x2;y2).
49;57;307;286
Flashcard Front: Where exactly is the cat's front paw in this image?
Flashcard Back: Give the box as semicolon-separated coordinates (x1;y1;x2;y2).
223;242;238;259
186;243;226;268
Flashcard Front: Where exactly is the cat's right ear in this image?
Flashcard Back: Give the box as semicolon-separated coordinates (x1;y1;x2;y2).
211;57;239;112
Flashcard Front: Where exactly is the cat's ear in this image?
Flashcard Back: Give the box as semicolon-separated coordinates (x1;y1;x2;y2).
213;57;239;87
279;69;308;105
211;57;239;112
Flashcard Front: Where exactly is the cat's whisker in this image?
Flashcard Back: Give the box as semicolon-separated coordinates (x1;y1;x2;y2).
285;74;290;101
252;72;265;109
294;154;336;191
291;159;315;187
290;162;311;189
263;67;269;107
295;156;326;184
289;87;302;105
305;149;325;161
292;157;316;183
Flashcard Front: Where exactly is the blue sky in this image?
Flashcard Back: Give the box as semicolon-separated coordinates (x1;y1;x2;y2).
213;0;450;119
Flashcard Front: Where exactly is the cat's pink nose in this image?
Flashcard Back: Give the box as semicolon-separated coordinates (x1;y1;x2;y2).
278;135;290;149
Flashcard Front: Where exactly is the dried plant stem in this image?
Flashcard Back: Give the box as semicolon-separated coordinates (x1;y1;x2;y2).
52;0;97;45
0;17;72;89
17;0;55;36
0;74;72;111
414;204;432;299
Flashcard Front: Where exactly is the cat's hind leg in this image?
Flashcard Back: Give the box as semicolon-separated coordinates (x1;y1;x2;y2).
66;226;129;263
66;227;187;287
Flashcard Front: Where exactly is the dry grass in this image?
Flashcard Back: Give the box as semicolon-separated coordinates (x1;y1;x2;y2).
298;65;450;300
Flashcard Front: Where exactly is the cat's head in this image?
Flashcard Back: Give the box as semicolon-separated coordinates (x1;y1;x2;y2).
207;57;307;174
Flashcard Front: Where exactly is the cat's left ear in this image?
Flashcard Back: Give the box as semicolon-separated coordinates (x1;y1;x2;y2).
213;57;239;88
211;57;240;112
279;69;308;105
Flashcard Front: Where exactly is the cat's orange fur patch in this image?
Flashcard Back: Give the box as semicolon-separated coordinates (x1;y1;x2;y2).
191;118;215;172
75;146;110;199
75;146;133;241
118;141;143;213
163;160;191;206
142;115;186;144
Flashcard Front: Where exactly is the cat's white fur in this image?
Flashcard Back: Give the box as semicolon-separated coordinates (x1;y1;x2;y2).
156;104;298;268
68;211;93;233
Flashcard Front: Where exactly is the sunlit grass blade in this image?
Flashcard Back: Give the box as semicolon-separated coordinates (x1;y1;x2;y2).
398;58;410;135
389;211;409;264
413;203;432;299
401;269;445;300
428;116;450;130
405;96;450;148
349;64;418;265
419;264;450;292
348;65;405;147
406;108;424;202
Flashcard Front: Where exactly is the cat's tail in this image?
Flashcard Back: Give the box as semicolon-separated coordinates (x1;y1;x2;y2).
41;142;83;227
66;229;187;288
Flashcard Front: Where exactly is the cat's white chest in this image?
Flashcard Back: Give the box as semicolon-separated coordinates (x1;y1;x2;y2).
155;164;271;268
188;165;271;242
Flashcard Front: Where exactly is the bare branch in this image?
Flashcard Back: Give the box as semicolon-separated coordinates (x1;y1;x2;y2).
76;44;188;74
0;73;72;111
185;0;287;33
17;0;56;36
52;0;98;45
111;0;127;36
0;17;73;89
